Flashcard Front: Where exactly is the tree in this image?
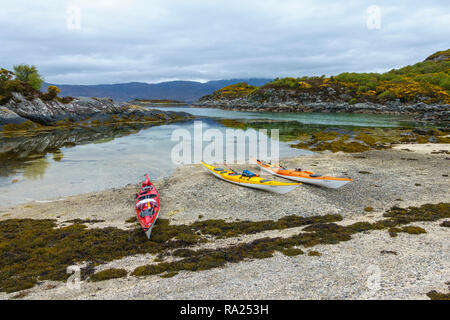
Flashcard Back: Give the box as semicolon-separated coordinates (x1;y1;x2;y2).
13;64;43;90
28;73;43;91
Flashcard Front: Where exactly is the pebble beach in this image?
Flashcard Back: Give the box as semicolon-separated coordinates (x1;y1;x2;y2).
0;145;449;300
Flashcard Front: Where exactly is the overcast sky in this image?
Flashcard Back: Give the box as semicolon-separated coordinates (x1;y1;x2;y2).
0;0;448;84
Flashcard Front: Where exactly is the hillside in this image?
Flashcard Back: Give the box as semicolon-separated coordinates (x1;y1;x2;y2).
41;78;272;102
195;50;450;120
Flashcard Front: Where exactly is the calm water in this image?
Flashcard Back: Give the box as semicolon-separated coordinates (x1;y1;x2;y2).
0;107;424;207
151;106;417;127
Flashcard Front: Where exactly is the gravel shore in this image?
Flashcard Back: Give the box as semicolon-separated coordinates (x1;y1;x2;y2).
0;146;449;300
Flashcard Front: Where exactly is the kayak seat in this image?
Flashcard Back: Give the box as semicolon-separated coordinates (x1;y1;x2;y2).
140;207;155;218
242;170;257;178
138;194;157;201
220;171;227;174
260;180;271;183
228;173;239;176
213;168;224;171
309;174;322;177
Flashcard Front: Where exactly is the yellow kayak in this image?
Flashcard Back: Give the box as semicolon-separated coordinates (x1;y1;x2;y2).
201;162;301;194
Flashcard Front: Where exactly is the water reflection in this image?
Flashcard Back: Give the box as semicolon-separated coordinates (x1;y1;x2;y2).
0;119;309;207
0;110;434;207
22;157;49;180
150;106;425;128
0;122;179;178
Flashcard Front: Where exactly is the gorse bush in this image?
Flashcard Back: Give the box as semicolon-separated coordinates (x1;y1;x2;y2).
13;64;43;91
42;85;61;101
329;52;450;103
207;49;450;105
212;82;258;99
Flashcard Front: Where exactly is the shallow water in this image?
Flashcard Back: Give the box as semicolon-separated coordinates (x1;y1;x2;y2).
0;119;307;207
151;106;418;127
0;107;428;207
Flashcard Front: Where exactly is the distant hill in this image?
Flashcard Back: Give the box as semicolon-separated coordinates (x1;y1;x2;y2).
41;78;272;102
194;50;449;122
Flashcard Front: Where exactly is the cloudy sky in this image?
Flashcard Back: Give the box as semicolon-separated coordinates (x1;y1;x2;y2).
0;0;448;84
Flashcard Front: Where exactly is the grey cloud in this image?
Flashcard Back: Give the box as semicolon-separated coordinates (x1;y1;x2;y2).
0;0;448;84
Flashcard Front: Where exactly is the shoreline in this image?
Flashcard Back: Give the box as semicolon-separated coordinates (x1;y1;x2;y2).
192;101;450;123
1;145;449;223
0;146;449;300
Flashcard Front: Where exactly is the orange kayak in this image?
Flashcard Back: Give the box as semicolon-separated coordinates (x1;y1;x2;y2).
250;158;352;189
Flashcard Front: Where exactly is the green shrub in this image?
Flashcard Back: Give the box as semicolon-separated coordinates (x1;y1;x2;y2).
13;64;43;90
401;226;426;234
89;268;127;282
427;290;450;300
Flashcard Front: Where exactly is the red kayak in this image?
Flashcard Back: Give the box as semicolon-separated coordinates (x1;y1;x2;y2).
135;174;160;239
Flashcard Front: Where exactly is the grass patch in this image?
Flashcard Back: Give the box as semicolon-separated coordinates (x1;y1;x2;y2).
0;213;341;293
125;216;137;223
130;203;449;279
64;219;105;224
160;271;179;278
1;203;448;293
440;220;450;227
308;250;322;256
364;207;374;212
89;268;127;282
380;250;397;255
427;290;450;300
281;248;304;256
190;214;343;239
10;291;30;299
401;226;426;234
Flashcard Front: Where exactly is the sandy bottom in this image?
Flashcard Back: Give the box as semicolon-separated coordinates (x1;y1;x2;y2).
392;143;450;154
0;147;449;299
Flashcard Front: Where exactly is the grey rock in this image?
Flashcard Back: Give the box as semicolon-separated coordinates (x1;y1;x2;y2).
2;93;194;126
0;106;28;125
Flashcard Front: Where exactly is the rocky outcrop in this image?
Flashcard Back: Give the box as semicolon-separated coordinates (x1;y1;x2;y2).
1;93;193;128
0;107;28;125
194;90;450;122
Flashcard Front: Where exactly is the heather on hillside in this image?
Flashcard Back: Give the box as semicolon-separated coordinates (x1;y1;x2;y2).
201;49;450;105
